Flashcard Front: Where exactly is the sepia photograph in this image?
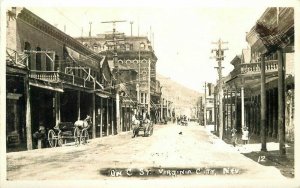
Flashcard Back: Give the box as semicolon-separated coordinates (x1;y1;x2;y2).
1;0;299;187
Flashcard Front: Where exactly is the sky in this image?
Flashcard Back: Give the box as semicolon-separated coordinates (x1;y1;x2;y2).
24;4;269;93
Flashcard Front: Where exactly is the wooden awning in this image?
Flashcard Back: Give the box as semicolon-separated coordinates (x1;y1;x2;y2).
29;80;63;92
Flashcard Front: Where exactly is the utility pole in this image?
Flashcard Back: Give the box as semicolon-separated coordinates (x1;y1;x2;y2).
89;22;92;37
101;20;126;134
211;38;228;140
130;21;133;37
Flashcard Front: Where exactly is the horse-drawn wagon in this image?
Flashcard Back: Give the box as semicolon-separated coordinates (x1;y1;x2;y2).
47;116;91;147
132;119;154;138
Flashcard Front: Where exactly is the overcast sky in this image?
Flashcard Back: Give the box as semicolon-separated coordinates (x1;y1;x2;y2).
24;3;277;92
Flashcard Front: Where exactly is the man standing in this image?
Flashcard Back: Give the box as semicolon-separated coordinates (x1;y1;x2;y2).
231;127;237;147
132;112;139;138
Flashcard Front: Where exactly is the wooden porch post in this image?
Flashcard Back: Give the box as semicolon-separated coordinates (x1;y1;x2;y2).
125;104;127;131
216;92;219;134
106;98;109;136
268;89;273;137
214;91;217;132
260;54;267;152
250;96;254;134
226;90;229;133
234;88;238;130
129;105;132;130
277;49;286;155
254;95;258;134
92;93;96;139
116;89;120;134
272;88;277;137
241;86;245;130
230;89;233;130
111;98;114;135
25;76;32;150
100;97;103;138
55;92;60;126
77;91;81;120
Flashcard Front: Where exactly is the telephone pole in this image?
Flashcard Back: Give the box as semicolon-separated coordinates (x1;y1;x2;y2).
101;20;126;134
130;21;133;37
89;22;92;37
211;38;228;140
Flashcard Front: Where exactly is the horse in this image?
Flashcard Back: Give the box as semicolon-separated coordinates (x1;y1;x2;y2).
132;119;141;138
74;115;92;129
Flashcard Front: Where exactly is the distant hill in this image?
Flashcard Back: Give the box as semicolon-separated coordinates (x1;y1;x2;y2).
157;74;204;118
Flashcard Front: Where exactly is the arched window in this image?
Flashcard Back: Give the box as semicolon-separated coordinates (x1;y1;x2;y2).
24;42;31;68
46;53;51;71
54;55;59;71
36;47;41;70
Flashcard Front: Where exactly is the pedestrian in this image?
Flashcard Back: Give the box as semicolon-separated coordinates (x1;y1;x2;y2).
242;127;249;145
231;128;237;147
131;113;140;138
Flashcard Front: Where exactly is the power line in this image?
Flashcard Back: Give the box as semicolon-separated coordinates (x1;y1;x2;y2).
53;8;83;35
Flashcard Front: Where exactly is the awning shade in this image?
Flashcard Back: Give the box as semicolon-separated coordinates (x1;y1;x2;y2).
96;93;110;98
95;89;112;98
30;81;64;92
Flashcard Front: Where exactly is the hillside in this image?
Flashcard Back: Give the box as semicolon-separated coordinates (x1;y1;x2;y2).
156;74;204;118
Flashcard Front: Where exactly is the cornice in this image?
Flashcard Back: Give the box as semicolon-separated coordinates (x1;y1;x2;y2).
17;8;103;62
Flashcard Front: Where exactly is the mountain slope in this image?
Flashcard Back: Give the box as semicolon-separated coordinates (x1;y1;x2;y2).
157;74;204;117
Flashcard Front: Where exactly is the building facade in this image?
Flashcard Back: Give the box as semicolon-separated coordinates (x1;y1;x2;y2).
215;8;294;145
6;7;116;151
76;34;161;123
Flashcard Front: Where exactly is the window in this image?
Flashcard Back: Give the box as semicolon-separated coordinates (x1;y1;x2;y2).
125;43;130;51
144;93;147;104
141;93;144;104
36;47;41;70
54;55;59;71
24;42;31;68
46;53;51;71
140;42;145;50
130;44;133;50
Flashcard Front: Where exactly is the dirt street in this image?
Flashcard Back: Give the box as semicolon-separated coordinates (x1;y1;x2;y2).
6;123;296;187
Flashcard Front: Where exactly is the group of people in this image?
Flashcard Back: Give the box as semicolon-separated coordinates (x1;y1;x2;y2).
131;111;151;138
231;127;249;147
177;115;188;125
131;111;151;126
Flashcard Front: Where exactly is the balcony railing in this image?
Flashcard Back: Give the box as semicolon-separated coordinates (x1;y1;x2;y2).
231;60;278;78
6;48;28;68
29;70;95;89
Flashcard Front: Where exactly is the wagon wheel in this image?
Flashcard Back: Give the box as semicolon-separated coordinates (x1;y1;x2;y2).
57;131;63;147
48;129;57;148
74;127;80;146
80;129;89;144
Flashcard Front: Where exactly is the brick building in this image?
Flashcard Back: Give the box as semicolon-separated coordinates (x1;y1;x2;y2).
6;7;116;151
76;34;161;124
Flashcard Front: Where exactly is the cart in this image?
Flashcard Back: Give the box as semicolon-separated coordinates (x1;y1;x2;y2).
47;122;89;147
133;120;154;137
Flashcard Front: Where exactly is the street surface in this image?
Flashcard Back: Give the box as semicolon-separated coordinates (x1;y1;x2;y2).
6;122;294;187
